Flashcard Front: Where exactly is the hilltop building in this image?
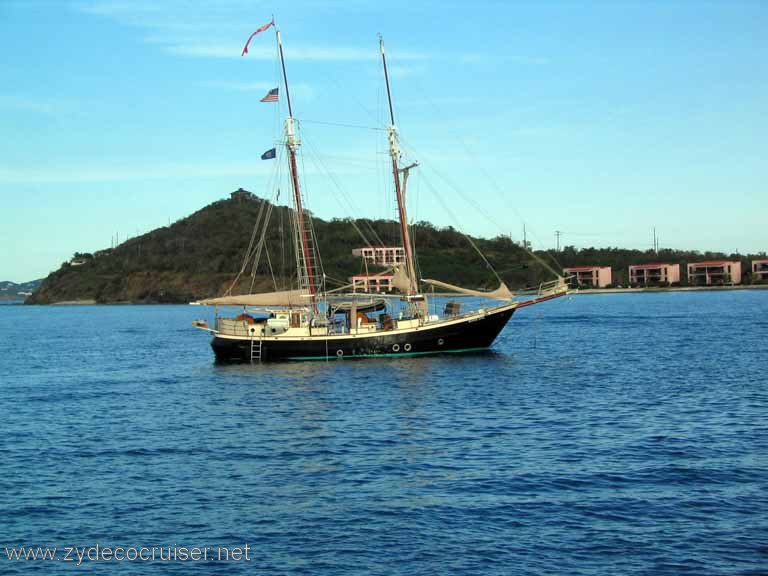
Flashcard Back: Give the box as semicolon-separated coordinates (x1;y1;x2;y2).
351;274;394;293
352;246;405;266
687;260;742;286
752;259;768;282
230;188;256;202
563;266;612;288
629;263;680;287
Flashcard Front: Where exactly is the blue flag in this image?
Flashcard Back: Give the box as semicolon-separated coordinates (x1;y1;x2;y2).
261;148;276;160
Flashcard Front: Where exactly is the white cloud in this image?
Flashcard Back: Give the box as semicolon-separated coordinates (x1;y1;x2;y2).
0;154;371;184
165;41;428;62
76;1;431;62
0;163;273;184
199;80;277;92
198;80;315;101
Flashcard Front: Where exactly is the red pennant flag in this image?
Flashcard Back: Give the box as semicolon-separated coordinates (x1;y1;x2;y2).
241;19;275;56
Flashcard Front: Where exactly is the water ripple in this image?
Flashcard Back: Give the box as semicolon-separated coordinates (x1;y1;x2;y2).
0;293;766;575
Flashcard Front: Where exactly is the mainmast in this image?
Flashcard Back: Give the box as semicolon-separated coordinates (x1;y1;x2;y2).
380;37;418;296
277;29;317;302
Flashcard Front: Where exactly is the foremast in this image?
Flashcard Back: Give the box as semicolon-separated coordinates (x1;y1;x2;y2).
277;29;318;306
380;37;418;297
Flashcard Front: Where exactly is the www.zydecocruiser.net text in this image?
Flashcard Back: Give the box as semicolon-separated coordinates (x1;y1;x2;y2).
4;544;251;565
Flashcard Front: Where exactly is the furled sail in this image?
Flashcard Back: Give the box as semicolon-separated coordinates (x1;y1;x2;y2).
422;279;514;301
199;289;310;307
391;265;413;294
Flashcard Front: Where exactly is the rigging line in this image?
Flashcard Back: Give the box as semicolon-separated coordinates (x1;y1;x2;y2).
324;274;355;287
277;187;285;289
419;175;505;286
264;239;278;292
300;132;370;235
376;82;398;249
226;189;270;295
328;68;386;131
412;81;532;226
301;119;386;131
300;132;386;249
397;121;567;278
411;166;423;285
248;202;275;293
401;141;562;279
295;131;327;291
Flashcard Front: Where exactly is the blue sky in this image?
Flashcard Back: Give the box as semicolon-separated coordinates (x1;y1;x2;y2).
1;0;766;282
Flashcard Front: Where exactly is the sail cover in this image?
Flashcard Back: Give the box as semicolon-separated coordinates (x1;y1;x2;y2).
391;265;413;294
329;298;387;314
422;279;514;301
199;289;310;307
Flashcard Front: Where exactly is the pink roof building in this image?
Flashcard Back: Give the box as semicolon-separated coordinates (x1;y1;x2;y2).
629;263;681;286
352;246;404;266
563;266;612;288
752;259;768;282
687;260;742;286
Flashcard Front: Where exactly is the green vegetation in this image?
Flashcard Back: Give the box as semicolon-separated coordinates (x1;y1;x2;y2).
25;189;767;304
552;246;766;287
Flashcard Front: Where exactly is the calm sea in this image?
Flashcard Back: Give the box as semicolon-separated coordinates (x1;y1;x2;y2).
1;292;766;575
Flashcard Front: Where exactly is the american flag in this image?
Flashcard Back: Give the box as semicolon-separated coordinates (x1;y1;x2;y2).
260;88;279;103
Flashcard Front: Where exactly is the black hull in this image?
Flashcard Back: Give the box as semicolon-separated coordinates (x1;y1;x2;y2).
211;307;515;362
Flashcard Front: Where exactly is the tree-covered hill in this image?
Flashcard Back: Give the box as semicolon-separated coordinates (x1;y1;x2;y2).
26;189;766;304
26;190;541;304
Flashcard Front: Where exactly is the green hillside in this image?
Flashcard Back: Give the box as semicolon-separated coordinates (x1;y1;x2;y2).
26;189;766;304
26;190;542;304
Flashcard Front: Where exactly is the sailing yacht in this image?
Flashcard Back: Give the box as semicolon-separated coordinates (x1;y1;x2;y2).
193;25;568;362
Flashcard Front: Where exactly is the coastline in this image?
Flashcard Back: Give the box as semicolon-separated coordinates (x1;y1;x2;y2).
18;285;768;304
571;284;768;295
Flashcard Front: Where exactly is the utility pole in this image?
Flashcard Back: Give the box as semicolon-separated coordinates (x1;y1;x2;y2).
653;227;658;253
523;223;528;250
555;230;562;252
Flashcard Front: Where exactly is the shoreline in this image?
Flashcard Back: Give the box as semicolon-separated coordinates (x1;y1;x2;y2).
17;284;768;305
571;284;768;295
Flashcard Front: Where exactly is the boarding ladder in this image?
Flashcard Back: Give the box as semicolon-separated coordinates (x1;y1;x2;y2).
250;336;262;364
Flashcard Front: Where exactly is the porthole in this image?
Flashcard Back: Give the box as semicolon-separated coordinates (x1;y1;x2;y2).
437;338;444;346
404;343;412;352
392;344;400;352
336;349;344;357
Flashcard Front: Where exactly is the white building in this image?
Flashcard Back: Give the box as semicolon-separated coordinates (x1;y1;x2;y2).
352;246;405;266
350;274;394;293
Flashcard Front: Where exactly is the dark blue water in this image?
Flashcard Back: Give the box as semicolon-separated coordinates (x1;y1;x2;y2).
1;292;766;575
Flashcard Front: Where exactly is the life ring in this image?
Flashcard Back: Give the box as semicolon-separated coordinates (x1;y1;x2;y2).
392;344;400;352
437;338;444;346
404;343;412;352
336;349;344;357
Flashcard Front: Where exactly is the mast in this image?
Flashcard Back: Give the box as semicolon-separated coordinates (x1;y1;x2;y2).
380;36;418;296
277;29;317;302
